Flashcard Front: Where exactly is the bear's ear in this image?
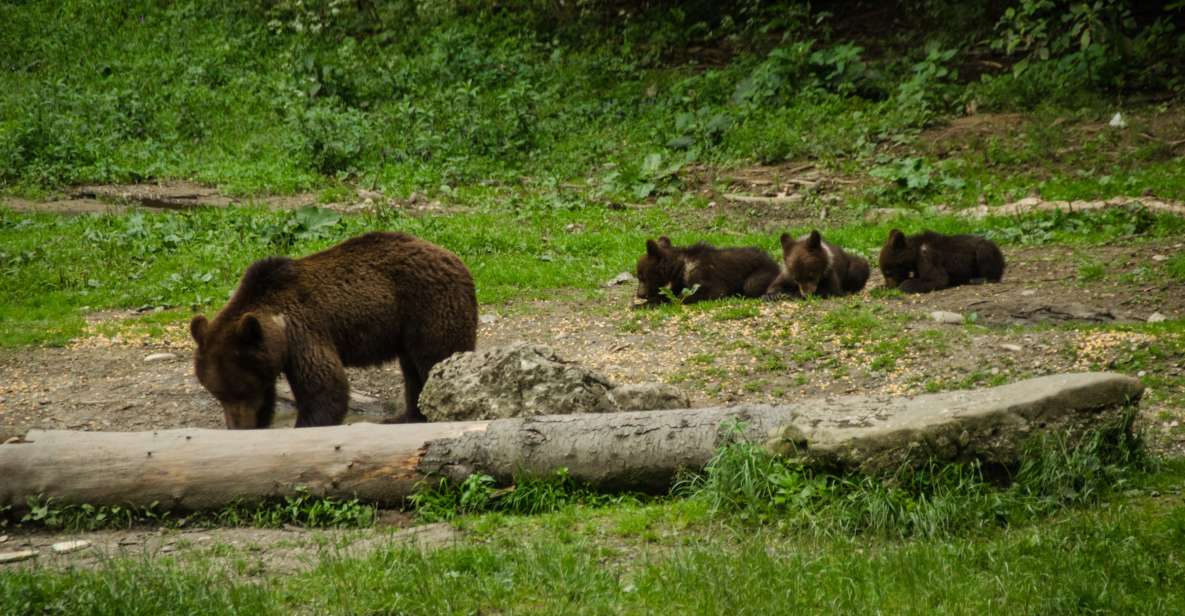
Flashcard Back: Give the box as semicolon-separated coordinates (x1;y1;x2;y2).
645;239;664;257
190;315;209;345
888;229;907;249
807;230;822;249
656;236;673;249
236;313;264;346
779;232;794;251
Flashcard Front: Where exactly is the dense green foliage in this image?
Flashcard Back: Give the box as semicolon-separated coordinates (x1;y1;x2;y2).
1;1;1181;194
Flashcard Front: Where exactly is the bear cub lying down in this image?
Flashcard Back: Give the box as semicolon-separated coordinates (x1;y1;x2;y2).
879;229;1005;293
634;236;780;307
765;230;869;299
190;232;477;428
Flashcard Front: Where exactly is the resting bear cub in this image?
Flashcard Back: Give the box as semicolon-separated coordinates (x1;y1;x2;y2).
634;236;780;306
878;229;1005;293
190;232;477;428
765;230;870;298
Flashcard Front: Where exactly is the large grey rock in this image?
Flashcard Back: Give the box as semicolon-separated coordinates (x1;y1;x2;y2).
420;343;618;421
765;372;1143;474
610;383;690;412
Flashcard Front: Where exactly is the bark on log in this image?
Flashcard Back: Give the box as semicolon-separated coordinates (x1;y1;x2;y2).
0;373;1142;512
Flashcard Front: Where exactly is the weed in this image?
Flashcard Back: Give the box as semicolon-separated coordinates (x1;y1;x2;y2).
681;411;1147;538
5;489;375;531
1077;258;1106;282
1164;252;1185;283
410;468;640;522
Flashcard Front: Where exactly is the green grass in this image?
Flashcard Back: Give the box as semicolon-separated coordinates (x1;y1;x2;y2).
4;488;377;532
5;465;1183;614
5;202;1181;347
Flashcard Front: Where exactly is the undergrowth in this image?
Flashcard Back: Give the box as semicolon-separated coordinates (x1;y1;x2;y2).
1;1;1181;195
410;467;642;523
2;487;376;532
676;414;1148;538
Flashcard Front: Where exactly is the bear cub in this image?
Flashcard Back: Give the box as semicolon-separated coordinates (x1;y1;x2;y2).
765;230;870;298
634;236;780;307
878;229;1005;293
190;232;477;428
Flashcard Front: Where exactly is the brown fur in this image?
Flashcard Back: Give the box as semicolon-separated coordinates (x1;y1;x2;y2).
634;236;780;306
879;229;1005;293
190;232;477;428
765;230;870;298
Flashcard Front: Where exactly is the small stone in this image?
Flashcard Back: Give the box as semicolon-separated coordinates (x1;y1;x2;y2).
1148;312;1167;323
1137;370;1147;378
0;535;8;544
1151;255;1168;262
144;352;177;363
51;540;91;554
605;272;636;287
1000;344;1023;353
1021;289;1037;296
357;189;383;201
930;310;964;324
1108;112;1126;128
479;314;498;325
0;550;37;564
161;545;176;553
38;399;51;406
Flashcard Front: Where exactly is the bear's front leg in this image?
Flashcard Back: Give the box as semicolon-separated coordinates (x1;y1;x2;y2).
744;267;780;299
899;254;950;293
761;271;796;301
287;344;350;427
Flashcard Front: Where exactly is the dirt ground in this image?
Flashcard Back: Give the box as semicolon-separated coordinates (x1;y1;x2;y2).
1;241;1181;440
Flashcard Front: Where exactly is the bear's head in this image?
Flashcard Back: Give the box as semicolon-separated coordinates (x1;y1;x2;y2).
781;230;829;296
878;229;916;289
634;236;678;302
190;312;287;429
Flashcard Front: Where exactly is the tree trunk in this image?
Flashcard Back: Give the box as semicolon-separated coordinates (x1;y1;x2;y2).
0;405;782;511
0;373;1141;511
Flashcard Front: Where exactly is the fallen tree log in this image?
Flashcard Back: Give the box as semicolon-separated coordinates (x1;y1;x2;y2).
952;196;1185;219
0;373;1142;511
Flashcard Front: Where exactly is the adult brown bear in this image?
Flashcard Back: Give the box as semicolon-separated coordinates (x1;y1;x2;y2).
190;232;477;428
